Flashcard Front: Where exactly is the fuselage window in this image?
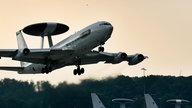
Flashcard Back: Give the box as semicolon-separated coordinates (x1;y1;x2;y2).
80;29;91;38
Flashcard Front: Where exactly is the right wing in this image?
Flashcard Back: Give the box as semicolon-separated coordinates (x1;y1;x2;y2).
80;51;147;65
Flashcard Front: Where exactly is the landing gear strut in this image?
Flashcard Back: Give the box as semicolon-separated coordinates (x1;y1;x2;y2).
42;65;52;74
73;59;84;75
98;46;104;52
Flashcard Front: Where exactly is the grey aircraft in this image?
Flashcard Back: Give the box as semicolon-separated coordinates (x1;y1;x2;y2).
0;21;147;75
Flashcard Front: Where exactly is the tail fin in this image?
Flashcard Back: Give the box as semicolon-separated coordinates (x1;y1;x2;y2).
91;93;105;108
144;94;159;108
16;30;29;67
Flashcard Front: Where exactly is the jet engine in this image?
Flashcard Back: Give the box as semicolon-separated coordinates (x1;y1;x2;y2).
128;54;146;65
112;52;127;64
19;64;48;74
22;48;30;55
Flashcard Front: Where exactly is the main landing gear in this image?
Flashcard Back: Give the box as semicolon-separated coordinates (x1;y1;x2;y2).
42;65;52;74
73;59;84;75
73;66;84;75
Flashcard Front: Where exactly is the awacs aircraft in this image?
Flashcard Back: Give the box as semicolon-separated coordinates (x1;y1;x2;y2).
0;21;148;75
144;94;159;108
91;93;106;108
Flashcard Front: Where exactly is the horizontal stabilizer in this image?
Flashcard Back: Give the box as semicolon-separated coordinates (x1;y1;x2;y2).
0;67;23;72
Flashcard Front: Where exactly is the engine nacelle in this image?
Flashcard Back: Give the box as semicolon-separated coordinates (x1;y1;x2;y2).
18;64;47;74
22;48;30;55
128;54;146;65
112;52;127;64
14;48;30;60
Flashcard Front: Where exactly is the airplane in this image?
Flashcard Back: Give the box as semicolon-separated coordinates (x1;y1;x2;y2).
144;94;159;108
167;99;190;108
0;21;148;75
145;94;191;108
91;93;134;108
91;93;106;108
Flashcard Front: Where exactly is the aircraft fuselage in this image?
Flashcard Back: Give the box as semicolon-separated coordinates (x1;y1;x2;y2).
53;21;113;53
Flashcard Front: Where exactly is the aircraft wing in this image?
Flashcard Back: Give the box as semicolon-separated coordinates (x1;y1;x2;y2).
0;48;146;67
24;49;74;64
80;51;125;65
80;51;147;65
0;67;23;72
0;48;74;64
0;49;18;58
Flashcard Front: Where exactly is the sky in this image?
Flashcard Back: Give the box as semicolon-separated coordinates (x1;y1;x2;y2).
0;0;192;84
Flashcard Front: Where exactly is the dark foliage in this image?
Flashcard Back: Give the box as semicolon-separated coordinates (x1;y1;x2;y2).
0;75;191;108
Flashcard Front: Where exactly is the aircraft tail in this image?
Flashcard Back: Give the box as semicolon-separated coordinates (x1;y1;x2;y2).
91;93;105;108
16;30;29;67
144;94;159;108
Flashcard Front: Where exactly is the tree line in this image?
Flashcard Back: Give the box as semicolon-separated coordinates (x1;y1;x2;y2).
0;75;191;108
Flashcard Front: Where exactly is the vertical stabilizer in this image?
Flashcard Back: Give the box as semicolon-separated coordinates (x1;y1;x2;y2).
144;94;159;108
91;93;105;108
16;30;29;67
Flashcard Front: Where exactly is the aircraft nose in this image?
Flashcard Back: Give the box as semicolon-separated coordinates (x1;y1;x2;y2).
109;25;113;32
105;25;113;38
106;22;113;30
107;24;113;30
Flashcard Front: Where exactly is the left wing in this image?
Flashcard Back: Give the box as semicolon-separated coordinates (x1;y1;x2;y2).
80;51;148;65
0;48;74;64
23;49;74;64
0;49;17;58
0;67;23;72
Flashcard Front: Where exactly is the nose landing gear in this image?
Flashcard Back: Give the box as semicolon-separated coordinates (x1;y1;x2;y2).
98;42;105;52
98;46;104;52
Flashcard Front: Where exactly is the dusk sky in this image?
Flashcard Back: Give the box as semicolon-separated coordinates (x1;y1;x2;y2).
0;0;192;84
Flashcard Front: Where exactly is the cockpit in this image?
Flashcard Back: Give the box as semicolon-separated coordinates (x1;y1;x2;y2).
99;22;111;26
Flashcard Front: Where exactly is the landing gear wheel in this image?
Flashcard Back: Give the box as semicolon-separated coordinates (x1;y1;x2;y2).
42;65;52;74
73;69;78;75
77;71;81;75
81;68;84;74
99;46;104;52
73;67;84;75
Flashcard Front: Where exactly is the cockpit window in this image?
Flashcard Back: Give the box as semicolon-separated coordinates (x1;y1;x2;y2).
99;22;111;26
80;29;91;38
